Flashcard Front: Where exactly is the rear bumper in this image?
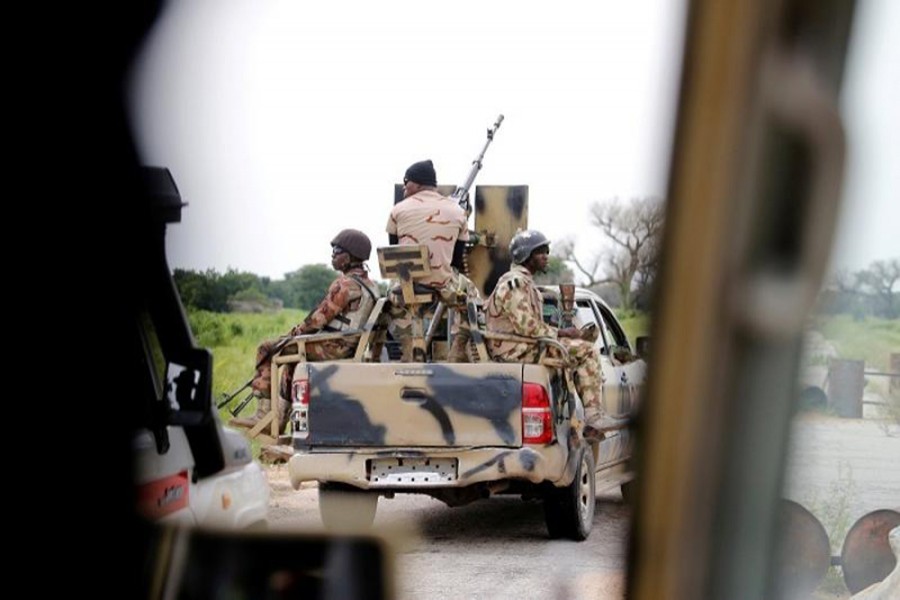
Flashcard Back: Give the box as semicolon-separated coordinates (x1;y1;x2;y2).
288;445;569;491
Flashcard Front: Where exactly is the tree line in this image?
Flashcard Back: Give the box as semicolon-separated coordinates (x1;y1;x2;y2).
174;264;337;312
174;259;576;314
817;259;899;319
173;196;896;319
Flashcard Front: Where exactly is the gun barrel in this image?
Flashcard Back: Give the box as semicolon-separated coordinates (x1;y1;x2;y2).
452;114;504;209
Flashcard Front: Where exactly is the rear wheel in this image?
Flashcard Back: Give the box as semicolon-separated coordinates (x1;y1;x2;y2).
543;446;596;540
318;482;378;531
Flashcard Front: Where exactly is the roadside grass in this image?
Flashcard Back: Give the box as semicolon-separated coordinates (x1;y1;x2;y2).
188;309;306;426
811;315;900;421
814;315;899;373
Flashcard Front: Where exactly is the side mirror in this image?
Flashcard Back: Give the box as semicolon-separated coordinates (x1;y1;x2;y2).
635;336;650;359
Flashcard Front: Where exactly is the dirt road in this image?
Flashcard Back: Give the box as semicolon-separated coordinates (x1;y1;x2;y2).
266;466;630;599
264;414;898;599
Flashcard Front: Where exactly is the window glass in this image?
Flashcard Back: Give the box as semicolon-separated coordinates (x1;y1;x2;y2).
781;1;900;596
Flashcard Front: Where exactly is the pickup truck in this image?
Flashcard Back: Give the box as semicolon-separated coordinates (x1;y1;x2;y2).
283;285;646;540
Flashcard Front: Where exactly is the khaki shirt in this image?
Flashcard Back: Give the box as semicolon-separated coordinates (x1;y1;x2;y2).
386;189;469;288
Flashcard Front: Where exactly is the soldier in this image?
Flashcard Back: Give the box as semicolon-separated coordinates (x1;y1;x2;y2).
236;229;380;428
386;159;471;361
484;229;624;438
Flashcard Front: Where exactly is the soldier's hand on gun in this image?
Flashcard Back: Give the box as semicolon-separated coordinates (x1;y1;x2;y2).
580;322;599;341
557;327;581;339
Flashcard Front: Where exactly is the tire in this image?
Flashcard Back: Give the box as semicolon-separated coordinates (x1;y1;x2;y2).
543;446;596;540
318;482;378;531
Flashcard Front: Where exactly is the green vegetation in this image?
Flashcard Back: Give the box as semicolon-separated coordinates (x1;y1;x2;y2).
189;309;306;425
813;315;899;372
175;264;336;312
811;314;899;410
617;310;650;347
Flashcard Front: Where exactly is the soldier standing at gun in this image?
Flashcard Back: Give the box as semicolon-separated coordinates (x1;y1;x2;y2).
485;230;625;439
233;229;380;428
386;159;472;362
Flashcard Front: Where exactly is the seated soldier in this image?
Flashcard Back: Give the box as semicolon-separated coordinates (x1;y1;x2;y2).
237;229;380;427
484;229;625;438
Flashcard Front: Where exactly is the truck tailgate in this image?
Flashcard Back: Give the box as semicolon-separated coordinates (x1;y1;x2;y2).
306;363;524;447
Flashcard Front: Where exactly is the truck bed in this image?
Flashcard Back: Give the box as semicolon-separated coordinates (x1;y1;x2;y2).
300;362;525;447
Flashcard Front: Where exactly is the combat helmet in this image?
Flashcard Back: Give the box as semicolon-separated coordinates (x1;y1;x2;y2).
509;229;550;264
331;229;372;261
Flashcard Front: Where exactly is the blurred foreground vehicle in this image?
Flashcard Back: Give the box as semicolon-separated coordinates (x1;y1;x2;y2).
133;166;269;529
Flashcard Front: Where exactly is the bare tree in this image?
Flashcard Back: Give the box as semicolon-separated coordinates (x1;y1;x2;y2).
858;258;899;318
555;238;603;287
534;255;575;285
561;197;665;310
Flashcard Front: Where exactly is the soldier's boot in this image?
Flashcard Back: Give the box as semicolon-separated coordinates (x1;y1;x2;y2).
582;407;629;441
230;393;271;429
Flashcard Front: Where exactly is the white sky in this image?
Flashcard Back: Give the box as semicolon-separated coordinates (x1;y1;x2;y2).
130;0;898;282
832;0;900;273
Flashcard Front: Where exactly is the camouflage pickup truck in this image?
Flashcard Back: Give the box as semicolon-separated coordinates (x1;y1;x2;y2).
281;284;646;540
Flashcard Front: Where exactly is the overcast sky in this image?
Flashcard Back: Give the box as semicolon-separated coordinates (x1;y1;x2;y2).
130;0;898;282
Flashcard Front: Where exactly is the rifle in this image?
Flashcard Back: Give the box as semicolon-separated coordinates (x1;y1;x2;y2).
450;114;504;213
216;335;295;412
558;284;576;328
558;283;598;342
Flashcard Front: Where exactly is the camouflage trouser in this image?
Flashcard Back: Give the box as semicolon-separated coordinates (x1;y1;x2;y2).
251;338;356;401
446;272;482;363
446;306;482;362
249;337;356;432
446;315;471;362
388;295;478;362
387;295;436;362
557;338;606;416
493;337;606;416
388;272;482;363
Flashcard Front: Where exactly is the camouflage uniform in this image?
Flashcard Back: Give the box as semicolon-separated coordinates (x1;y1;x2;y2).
250;267;379;416
485;264;606;419
385;287;434;362
385;269;481;362
446;271;483;363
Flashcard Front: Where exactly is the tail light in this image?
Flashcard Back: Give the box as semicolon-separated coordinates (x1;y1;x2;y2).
292;380;310;406
522;382;553;444
291;379;310;437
